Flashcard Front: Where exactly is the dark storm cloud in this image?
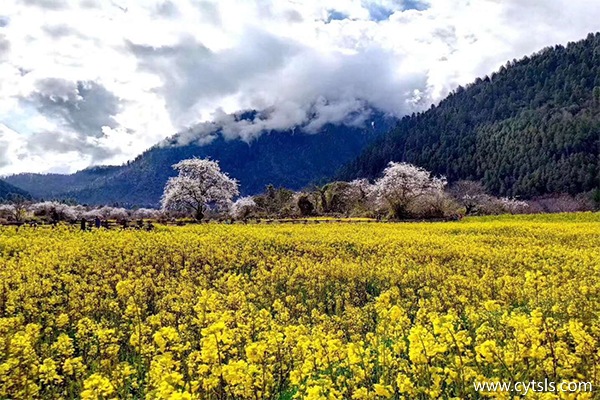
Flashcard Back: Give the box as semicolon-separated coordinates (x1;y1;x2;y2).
25;78;121;138
25;130;117;161
128;30;302;122
14;78;124;162
159;41;428;145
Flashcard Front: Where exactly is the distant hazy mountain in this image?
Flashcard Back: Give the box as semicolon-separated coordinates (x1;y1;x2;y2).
338;33;600;197
6;112;395;207
5;166;120;201
0;179;30;200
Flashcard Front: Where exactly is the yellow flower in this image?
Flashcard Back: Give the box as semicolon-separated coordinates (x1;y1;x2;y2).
80;373;115;400
51;333;74;357
396;373;415;395
0;213;598;399
39;358;62;384
373;383;393;398
63;357;86;376
55;313;69;329
352;387;370;399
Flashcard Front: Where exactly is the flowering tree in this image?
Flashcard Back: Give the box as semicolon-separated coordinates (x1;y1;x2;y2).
132;208;162;220
161;158;239;220
372;162;446;219
0;195;30;223
496;197;529;214
98;206;129;221
346;179;374;215
32;201;81;221
450;180;487;215
0;204;17;222
82;209;102;220
230;196;257;220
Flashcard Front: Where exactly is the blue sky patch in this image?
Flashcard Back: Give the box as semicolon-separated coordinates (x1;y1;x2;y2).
368;5;394;21
327;10;350;23
403;0;429;11
366;1;428;22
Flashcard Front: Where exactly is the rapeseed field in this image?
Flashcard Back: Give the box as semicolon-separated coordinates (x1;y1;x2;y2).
0;213;598;399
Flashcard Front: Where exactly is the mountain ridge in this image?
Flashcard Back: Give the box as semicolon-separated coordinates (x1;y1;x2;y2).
338;33;600;197
6;111;396;206
0;179;30;201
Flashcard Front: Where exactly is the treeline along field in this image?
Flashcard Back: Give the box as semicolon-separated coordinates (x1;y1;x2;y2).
0;214;599;399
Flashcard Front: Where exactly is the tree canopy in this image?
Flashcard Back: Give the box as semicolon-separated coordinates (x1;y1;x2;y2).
161;159;239;220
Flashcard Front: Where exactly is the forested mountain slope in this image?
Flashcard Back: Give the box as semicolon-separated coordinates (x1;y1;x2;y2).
5;166;120;201
0;179;30;200
339;33;600;197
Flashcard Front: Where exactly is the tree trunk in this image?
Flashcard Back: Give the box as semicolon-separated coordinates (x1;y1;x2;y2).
195;207;204;221
465;203;475;215
392;202;409;220
320;189;328;213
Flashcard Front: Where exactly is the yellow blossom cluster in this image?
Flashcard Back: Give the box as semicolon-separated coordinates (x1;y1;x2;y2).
0;213;598;399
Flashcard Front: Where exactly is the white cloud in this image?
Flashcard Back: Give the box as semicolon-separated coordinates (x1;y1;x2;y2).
1;0;600;175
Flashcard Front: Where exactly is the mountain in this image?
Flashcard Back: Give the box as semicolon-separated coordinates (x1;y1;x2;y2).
338;33;600;198
6;112;395;207
5;166;120;201
0;179;30;200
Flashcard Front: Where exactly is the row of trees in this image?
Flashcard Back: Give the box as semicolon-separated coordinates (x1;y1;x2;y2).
0;199;160;224
160;158;590;221
1;158;594;224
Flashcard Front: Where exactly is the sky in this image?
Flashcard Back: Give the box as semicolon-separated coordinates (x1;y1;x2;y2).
0;0;599;175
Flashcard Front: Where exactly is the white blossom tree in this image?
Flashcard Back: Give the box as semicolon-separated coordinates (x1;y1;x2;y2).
347;178;374;214
230;196;257;220
161;158;239;220
82;209;102;220
32;201;81;221
450;180;488;215
97;206;129;220
348;178;372;195
496;197;529;214
0;204;17;222
372;162;446;219
132;208;162;220
0;196;30;223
